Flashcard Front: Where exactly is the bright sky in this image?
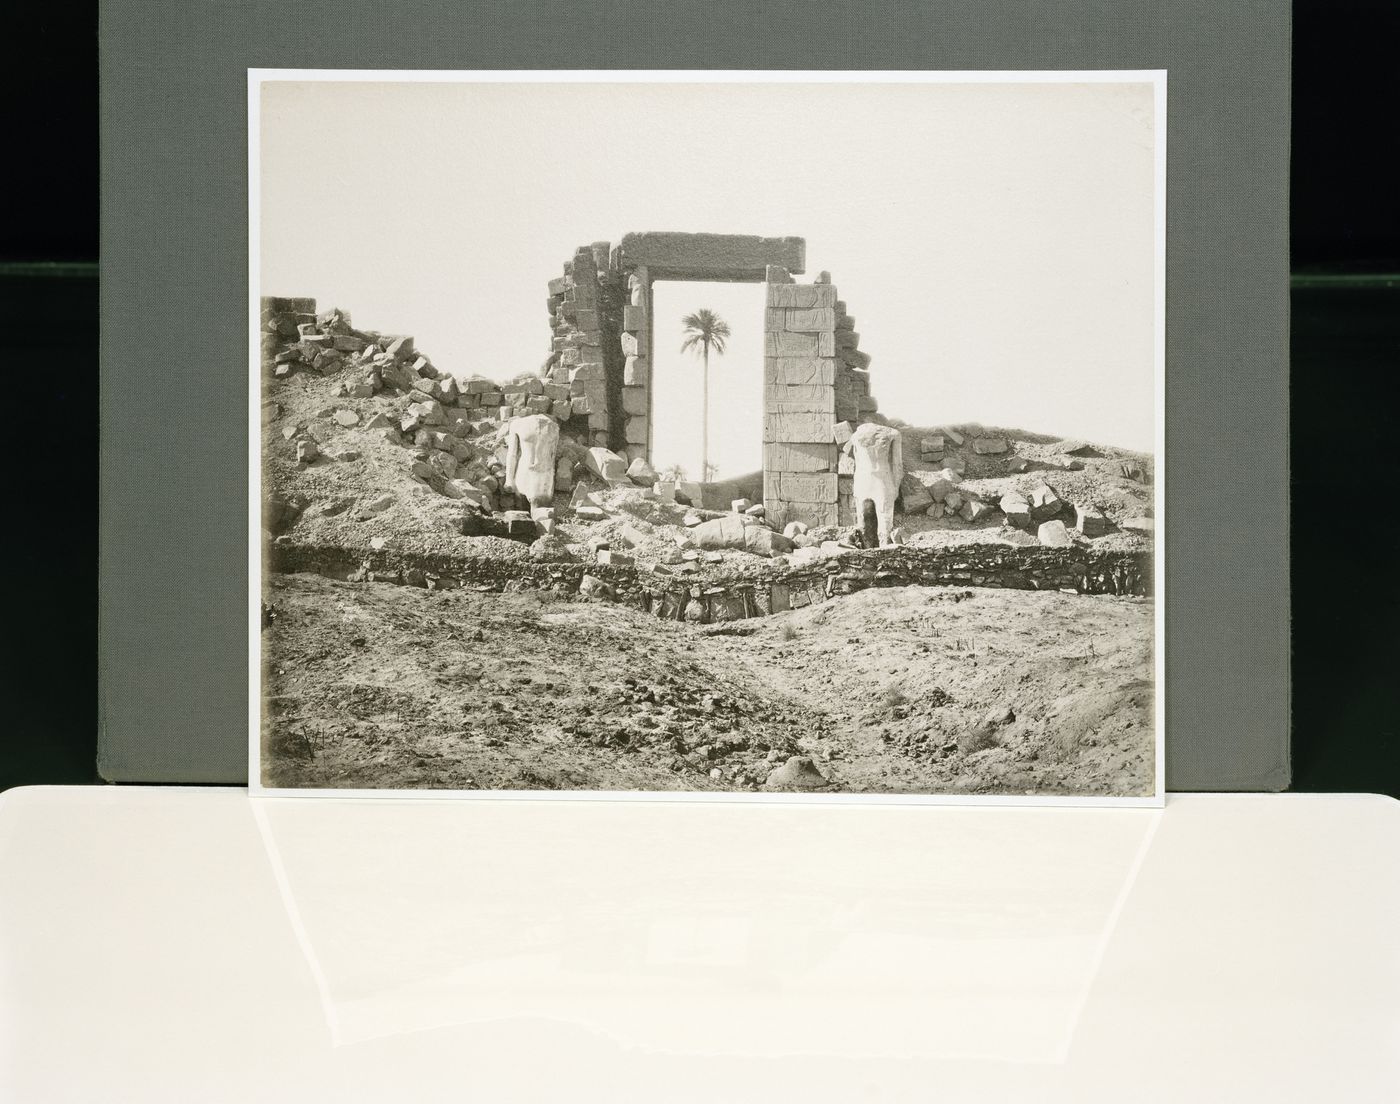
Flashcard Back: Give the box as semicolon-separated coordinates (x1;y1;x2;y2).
260;77;1159;468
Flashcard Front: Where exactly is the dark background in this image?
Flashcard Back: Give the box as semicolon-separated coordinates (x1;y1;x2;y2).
2;2;1395;795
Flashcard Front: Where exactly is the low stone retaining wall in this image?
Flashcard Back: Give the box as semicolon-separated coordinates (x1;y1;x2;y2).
268;540;1151;624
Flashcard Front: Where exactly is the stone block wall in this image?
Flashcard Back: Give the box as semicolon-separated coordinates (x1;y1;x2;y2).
760;269;878;529
544;243;627;455
260;296;317;374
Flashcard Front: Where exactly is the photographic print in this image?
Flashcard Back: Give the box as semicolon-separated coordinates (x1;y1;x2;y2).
251;71;1165;804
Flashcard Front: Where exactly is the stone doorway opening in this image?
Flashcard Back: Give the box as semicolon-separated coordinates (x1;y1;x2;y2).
649;280;764;495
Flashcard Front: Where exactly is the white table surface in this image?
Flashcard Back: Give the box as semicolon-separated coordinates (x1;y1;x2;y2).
1;788;1396;1102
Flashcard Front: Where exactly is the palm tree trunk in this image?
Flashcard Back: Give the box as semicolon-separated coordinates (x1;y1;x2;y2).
701;342;710;481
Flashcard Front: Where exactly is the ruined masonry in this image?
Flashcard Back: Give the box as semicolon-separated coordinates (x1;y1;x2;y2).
543;233;879;529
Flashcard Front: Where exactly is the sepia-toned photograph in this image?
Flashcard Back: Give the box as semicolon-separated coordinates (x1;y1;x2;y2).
251;72;1165;803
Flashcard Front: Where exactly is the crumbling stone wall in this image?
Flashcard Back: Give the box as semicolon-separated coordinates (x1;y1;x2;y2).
545;243;622;453
260;296;317;374
270;539;1152;625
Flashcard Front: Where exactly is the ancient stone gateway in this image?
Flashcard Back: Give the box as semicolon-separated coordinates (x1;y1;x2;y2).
543;232;880;529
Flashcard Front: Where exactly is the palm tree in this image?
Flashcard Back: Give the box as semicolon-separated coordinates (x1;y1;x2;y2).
679;309;731;482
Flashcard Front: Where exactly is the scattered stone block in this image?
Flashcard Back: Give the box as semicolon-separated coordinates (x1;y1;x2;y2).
595;549;633;568
295;439;318;464
1005;456;1031;473
575;505;606;520
833;420;855;446
1121;516;1154;535
333;409;360;427
900;476;933;513
578;574;613;599
626;457;657;485
1000;492;1032;528
942;427;965;446
1075;503;1111;537
1037;520;1072;547
731;498;752;513
652;481;676;502
743;526;794;558
972;437;1008;455
360;494;394;517
961;498;994;522
585;446;629;483
1029;483;1063;522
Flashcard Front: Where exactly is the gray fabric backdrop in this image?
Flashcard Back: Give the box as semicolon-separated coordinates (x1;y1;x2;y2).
98;0;1291;790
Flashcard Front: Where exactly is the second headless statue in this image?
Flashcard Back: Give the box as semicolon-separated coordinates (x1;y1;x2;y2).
848;422;903;547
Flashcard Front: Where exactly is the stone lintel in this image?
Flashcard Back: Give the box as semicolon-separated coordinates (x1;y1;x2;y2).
619;232;805;281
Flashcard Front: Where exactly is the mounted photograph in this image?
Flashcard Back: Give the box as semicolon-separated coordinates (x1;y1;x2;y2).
250;71;1165;804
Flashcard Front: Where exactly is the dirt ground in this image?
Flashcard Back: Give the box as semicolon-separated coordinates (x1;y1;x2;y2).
262;573;1156;798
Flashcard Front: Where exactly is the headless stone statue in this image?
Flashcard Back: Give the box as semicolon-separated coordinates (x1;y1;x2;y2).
849;422;903;547
504;413;560;509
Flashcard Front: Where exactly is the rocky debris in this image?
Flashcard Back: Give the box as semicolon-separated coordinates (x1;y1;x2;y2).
1121;516;1154;535
960;498;995;523
1118;460;1151;483
577;574;613;599
586;447;630;483
295;439;319;465
1061;441;1103;458
999;491;1032;529
763;755;829;791
1037;520;1072;547
900;475;934;513
783;521;809;540
626;457;657;485
1075;503;1111;537
744;526;795;558
596;549;634;568
972;436;1008;455
1005;456;1031;473
745;503;767;519
1028;483;1063;522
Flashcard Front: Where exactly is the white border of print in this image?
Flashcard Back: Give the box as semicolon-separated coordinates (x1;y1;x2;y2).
248;69;1168;808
